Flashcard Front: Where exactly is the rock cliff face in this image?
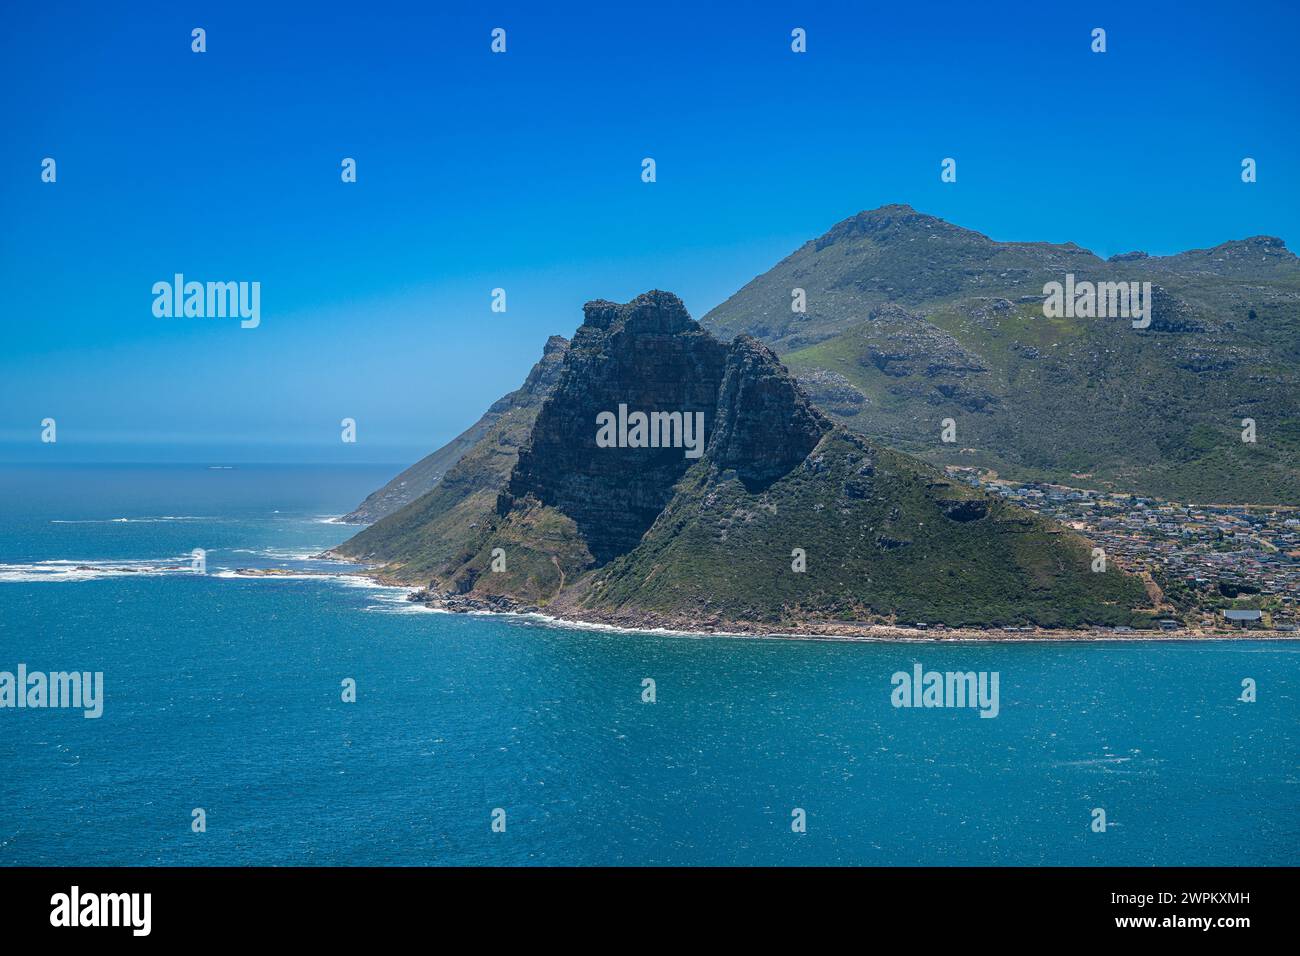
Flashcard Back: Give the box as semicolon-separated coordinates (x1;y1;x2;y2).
342;290;1152;629
340;335;569;524
709;335;830;491
504;292;727;564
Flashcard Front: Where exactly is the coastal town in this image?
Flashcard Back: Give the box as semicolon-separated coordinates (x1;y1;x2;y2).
949;467;1300;633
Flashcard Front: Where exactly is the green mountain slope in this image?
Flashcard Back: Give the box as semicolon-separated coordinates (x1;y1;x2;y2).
703;205;1300;503
329;403;542;581
558;432;1146;629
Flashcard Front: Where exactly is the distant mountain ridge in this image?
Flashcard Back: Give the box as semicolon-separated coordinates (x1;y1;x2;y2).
703;205;1300;503
340;335;569;523
334;292;1151;630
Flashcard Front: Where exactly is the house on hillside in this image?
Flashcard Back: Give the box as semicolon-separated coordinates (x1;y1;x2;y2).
1223;609;1263;628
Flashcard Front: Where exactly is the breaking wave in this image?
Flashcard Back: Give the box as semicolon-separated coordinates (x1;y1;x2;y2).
0;559;196;583
50;516;216;524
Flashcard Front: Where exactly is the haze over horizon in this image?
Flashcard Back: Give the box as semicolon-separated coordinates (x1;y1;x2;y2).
4;0;1297;462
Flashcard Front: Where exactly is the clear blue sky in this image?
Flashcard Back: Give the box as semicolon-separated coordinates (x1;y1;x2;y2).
2;0;1297;463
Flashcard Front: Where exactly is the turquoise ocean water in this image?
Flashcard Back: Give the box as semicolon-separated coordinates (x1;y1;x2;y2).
0;464;1295;865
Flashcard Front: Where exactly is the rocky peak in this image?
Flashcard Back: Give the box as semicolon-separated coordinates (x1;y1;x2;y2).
503;293;836;563
814;204;990;252
1216;235;1293;259
709;336;832;491
1144;235;1297;272
578;290;697;336
506;292;728;564
519;334;569;389
485;336;569;415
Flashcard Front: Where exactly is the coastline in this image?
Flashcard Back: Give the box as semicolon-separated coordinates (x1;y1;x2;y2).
306;553;1300;643
518;608;1300;644
404;586;1300;644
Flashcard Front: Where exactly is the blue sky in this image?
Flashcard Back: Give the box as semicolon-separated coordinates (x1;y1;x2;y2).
2;0;1297;463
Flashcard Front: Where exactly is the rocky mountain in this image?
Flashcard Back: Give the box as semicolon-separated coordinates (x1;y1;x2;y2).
339;335;569;523
703;205;1300;504
336;291;1151;630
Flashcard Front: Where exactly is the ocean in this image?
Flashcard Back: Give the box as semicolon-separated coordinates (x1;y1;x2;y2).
0;463;1295;866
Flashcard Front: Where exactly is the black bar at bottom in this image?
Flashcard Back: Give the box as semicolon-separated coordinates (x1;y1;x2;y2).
0;866;1283;941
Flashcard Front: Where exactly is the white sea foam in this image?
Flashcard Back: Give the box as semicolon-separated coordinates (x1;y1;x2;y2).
213;569;348;582
514;610;777;641
363;590;443;614
211;570;390;590
226;547;352;562
0;559;195;583
50;516;214;524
